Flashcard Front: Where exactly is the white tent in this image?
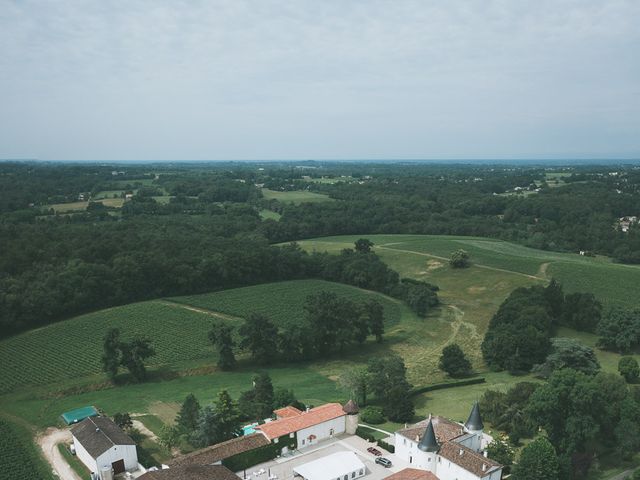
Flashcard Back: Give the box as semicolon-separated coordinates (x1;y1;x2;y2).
293;451;366;480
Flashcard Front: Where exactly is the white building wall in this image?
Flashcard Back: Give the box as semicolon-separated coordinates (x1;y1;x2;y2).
73;436;98;473
296;416;346;449
95;445;138;471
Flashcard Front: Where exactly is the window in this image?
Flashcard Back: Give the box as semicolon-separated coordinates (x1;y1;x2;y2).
330;428;334;436
403;438;406;445
359;470;363;475
302;439;305;445
409;456;412;464
344;475;348;480
352;473;356;478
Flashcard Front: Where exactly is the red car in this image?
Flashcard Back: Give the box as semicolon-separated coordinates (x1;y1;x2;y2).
367;447;382;456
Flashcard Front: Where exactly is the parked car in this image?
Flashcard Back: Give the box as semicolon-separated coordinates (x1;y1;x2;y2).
375;457;392;467
367;447;382;456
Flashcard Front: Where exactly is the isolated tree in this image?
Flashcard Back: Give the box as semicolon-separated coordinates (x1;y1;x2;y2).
176;394;201;433
120;337;155;382
511;437;559;480
404;283;439;317
112;412;133;430
363;300;385;343
449;249;470;268
338;367;369;406
618;356;640;383
208;321;236;370
101;328;122;380
239;313;279;364
439;343;472;377
354;238;374;254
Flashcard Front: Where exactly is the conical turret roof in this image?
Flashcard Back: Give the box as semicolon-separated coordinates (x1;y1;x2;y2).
417;419;439;452
342;399;359;415
465;401;484;431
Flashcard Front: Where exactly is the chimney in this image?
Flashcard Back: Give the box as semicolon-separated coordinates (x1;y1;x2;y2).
459;449;464;456
95;428;100;433
483;450;488;458
415;435;420;442
482;464;487;472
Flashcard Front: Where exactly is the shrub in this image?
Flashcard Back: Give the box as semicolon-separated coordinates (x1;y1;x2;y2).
355;427;376;442
378;439;395;453
360;406;385;424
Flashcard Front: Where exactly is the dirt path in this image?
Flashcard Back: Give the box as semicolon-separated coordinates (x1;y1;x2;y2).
376;245;545;281
160;301;242;322
130;417;159;442
37;427;82;480
537;262;551;279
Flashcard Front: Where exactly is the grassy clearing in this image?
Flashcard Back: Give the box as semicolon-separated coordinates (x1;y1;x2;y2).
58;443;90;479
0;367;341;430
261;189;333;204
47;197;125;212
297;234;640;307
259;209;282;221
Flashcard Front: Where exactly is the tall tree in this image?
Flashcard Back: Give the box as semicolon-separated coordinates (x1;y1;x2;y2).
209;321;236;370
101;328;121;380
191;406;221;448
120;337;155;382
367;355;414;422
214;390;241;440
176;394;201;433
252;371;275;419
619;356;640;383
354;238;374;254
338;367;369;406
363;300;385;343
511;437;559;480
439;343;472;377
238;313;279;364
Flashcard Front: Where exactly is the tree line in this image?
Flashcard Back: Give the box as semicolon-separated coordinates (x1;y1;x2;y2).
209;291;386;369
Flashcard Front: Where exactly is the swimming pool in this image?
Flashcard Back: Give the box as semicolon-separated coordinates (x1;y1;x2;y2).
242;423;258;435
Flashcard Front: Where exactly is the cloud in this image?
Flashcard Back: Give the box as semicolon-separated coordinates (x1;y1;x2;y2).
0;0;639;160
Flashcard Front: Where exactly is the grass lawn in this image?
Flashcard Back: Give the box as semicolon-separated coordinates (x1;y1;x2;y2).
261;189;333;204
259;209;282;221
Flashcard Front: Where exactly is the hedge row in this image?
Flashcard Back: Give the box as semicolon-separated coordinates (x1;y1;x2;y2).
410;377;486;397
378;439;395;453
223;435;297;471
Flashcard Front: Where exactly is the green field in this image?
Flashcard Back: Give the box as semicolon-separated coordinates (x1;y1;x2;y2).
0;280;401;395
0;418;54;480
261;188;333;203
1;234;639;479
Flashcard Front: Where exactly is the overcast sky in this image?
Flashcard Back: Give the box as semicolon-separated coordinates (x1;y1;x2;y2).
1;1;639;161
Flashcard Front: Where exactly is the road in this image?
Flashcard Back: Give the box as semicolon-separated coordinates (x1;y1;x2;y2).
37;427;83;480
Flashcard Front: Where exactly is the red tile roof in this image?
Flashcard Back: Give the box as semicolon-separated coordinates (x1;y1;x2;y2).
257;403;345;440
274;406;303;419
385;469;439;480
168;433;269;467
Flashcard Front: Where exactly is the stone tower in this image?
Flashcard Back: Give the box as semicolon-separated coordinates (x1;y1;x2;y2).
464;401;484;452
342;399;359;435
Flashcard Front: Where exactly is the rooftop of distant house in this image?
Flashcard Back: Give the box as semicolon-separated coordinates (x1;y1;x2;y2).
256;403;346;440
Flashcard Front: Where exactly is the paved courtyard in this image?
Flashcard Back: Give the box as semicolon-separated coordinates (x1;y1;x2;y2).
235;434;409;480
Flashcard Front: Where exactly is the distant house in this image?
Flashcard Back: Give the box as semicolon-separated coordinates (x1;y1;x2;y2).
139;465;238;480
71;416;138;476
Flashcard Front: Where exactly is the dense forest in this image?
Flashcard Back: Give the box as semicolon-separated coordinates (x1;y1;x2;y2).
1;161;639;336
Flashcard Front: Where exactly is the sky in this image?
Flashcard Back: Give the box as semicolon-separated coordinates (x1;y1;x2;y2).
0;0;639;161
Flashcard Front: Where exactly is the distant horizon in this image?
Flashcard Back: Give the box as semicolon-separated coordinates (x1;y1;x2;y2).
2;157;640;166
